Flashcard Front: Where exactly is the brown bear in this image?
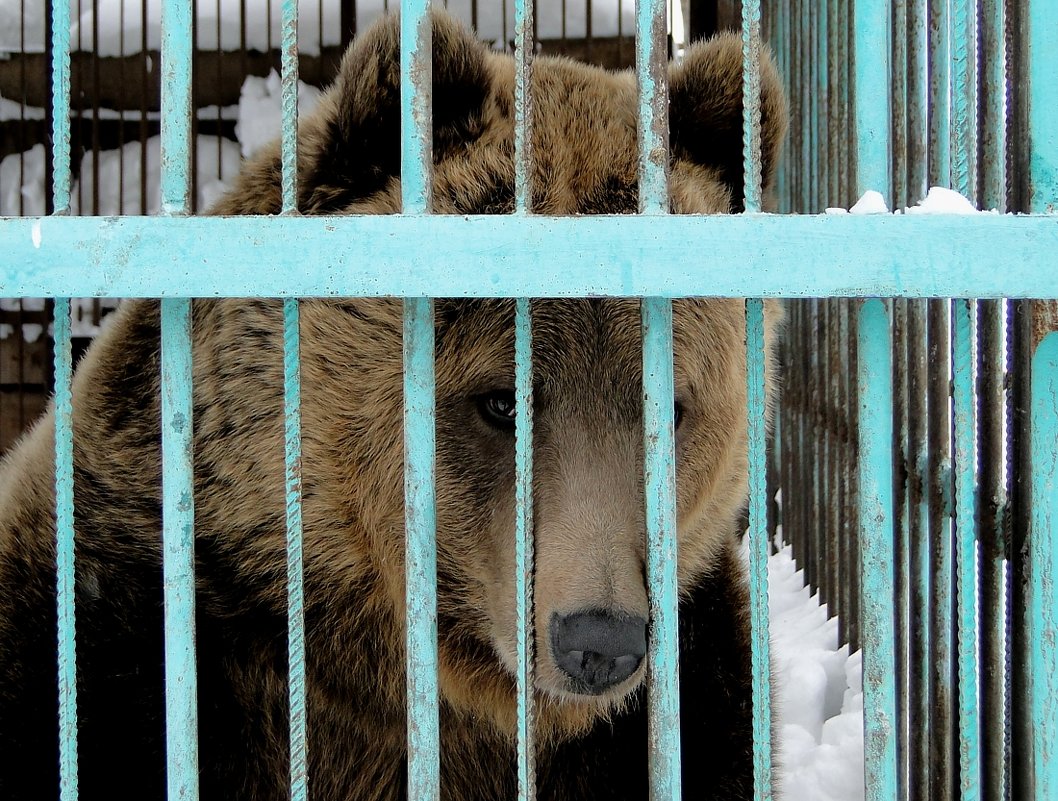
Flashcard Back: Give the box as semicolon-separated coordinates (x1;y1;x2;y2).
0;10;786;801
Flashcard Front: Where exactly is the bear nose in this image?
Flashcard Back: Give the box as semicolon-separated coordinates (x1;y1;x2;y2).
550;611;648;695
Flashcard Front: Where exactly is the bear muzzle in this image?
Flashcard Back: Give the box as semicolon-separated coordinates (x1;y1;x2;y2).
549;611;647;695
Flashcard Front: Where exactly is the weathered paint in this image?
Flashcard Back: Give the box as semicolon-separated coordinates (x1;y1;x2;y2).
741;0;763;212
159;0;193;214
635;0;667;213
513;0;534;214
1028;0;1058;212
514;298;536;801
641;297;682;801
1031;332;1058;800
952;298;980;801
745;298;772;801
978;0;1005;211
856;299;897;801
284;298;308;801
160;297;200;801
280;0;299;213
403;297;440;801
906;0;928;201
950;0;977;204
4;215;1058;299
401;0;432;214
853;0;892;200
927;0;951;187
53;298;77;801
49;0;71;213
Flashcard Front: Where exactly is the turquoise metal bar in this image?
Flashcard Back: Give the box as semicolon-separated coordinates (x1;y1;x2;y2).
952;298;979;800
1028;0;1058;211
49;0;71;213
856;299;898;801
853;0;893;199
906;0;928;201
927;0;951;187
642;296;682;801
401;0;432;213
745;298;772;801
950;0;977;203
403;296;440;801
53;298;77;801
5;216;1058;299
160;0;193;214
635;0;667;212
160;298;200;801
284;298;308;801
513;0;534;213
1030;332;1058;801
891;0;908;209
979;0;1005;211
514;298;536;801
280;0;299;213
741;0;763;212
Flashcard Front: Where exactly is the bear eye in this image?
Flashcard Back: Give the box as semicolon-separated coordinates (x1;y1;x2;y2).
674;401;685;430
476;390;517;430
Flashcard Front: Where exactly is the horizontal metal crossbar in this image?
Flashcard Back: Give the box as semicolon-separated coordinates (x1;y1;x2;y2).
4;214;1057;299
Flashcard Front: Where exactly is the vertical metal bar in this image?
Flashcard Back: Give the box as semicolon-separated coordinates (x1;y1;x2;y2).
1026;0;1058;211
827;0;840;206
642;297;681;801
53;298;77;801
928;0;951;187
1030;332;1058;801
854;0;893;199
50;0;71;213
827;300;840;617
893;298;910;801
952;298;980;801
978;0;1006;212
746;298;772;801
857;298;898;801
951;0;978;203
514;298;536;801
848;303;862;653
284;298;307;801
907;0;928;201
161;0;193;214
741;0;763;212
636;0;668;213
892;0;909;209
281;0;299;213
837;300;850;644
401;0;432;214
514;0;534;214
160;298;200;801
403;296;440;801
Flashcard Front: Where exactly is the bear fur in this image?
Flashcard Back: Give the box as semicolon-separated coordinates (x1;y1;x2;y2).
0;10;786;801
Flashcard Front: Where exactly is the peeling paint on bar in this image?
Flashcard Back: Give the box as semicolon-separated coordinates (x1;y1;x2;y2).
160;297;200;801
403;296;441;801
159;0;193;214
950;0;978;204
1030;332;1058;801
635;0;667;213
280;0;299;213
401;0;432;214
3;216;1058;299
514;298;536;801
53;297;77;801
856;299;897;801
741;0;763;212
284;298;308;801
1028;0;1058;211
745;298;772;801
641;297;681;801
513;0;534;214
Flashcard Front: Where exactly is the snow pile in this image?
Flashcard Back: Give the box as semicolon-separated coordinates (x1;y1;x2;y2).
769;544;865;801
828;187;991;216
236;70;324;159
0;144;46;217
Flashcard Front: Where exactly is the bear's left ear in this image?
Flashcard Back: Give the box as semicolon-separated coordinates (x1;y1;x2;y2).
668;33;788;209
301;9;493;211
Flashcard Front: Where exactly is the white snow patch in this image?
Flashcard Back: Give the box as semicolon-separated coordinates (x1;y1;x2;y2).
0;144;46;217
849;190;889;215
906;186;980;215
30;219;40;249
824;207;849;215
235;70;324;160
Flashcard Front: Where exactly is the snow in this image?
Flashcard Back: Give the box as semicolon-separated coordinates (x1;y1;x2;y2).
849;190;890;215
235;70;324;159
0;144;46;216
906;185;983;215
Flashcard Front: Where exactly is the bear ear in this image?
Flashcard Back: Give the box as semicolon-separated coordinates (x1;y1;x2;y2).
668;33;788;210
301;9;493;212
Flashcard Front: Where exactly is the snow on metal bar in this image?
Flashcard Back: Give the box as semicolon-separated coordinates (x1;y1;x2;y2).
950;0;977;203
401;0;432;214
49;0;72;212
1028;0;1058;211
853;0;892;199
641;297;682;801
160;0;193;214
745;298;772;801
635;0;668;213
280;0;299;213
1030;332;1058;801
513;0;534;213
514;298;536;801
952;298;980;800
284;298;308;801
4;215;1058;299
741;0;763;212
856;299;897;801
403;297;440;801
53;298;77;801
160;298;200;801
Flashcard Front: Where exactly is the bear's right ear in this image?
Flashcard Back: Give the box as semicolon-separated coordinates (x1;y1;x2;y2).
301;10;493;212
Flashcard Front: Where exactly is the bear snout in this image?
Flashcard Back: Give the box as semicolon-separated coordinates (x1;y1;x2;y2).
549;611;647;695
